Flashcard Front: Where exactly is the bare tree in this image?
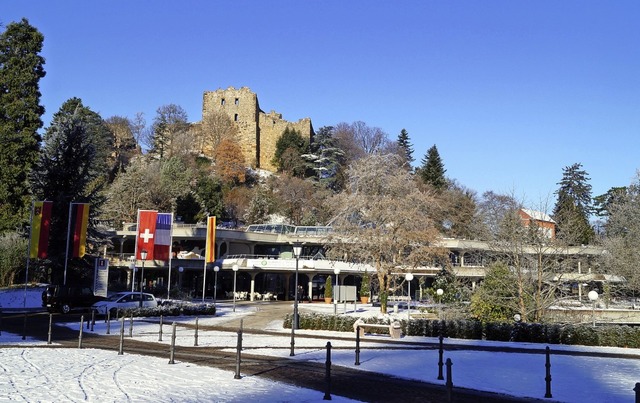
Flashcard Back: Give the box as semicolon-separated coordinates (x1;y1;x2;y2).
326;154;445;313
333;121;390;164
199;110;238;155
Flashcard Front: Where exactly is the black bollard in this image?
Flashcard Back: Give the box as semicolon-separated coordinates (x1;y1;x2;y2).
78;315;84;349
47;314;52;344
437;334;444;380
634;382;639;403
169;322;177;364
22;312;27;340
545;346;552;398
118;317;125;355
446;358;453;403
106;311;111;335
129;314;133;338
323;342;332;400
355;326;360;365
194;317;199;346
90;310;95;332
158;315;163;342
234;319;243;379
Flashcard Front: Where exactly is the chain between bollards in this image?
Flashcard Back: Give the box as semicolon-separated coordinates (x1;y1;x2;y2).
323;341;332;400
545;346;552;398
234;319;243;379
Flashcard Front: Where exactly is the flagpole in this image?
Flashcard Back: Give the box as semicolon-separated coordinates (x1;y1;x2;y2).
63;202;73;286
23;201;36;311
167;213;174;300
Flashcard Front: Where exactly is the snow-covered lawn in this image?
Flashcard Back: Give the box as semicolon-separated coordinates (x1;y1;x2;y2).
2;286;640;402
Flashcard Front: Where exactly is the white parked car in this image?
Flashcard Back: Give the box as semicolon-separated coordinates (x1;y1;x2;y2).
92;292;157;316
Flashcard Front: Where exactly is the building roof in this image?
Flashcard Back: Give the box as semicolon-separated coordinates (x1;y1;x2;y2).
521;208;555;224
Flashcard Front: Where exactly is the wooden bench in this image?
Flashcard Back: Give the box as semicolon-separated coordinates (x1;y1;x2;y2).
353;319;402;339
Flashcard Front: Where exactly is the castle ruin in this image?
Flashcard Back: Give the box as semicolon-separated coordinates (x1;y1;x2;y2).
201;86;313;172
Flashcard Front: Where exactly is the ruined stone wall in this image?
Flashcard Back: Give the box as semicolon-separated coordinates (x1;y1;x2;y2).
200;86;313;171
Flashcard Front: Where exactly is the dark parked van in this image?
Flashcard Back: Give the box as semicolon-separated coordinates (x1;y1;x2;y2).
41;285;105;314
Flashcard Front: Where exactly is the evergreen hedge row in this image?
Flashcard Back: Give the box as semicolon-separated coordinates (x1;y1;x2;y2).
285;312;640;348
112;302;216;319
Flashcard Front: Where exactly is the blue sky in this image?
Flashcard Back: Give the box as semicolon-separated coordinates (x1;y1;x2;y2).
3;1;640;207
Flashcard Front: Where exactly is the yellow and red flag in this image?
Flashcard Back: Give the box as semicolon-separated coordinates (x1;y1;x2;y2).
205;216;216;263
29;201;53;259
68;203;90;258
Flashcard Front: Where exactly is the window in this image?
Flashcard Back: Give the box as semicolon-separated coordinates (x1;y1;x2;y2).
234;114;238;121
235;98;239;105
221;98;225;106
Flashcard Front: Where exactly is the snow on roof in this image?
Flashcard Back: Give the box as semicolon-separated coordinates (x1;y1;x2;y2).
521;208;555;223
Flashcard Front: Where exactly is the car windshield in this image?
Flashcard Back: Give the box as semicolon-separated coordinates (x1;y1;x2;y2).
106;293;128;302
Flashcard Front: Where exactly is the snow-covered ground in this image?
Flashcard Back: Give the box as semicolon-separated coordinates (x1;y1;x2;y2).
2;285;640;402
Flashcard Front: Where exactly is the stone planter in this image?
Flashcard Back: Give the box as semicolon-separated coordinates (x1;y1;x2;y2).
324;297;332;304
360;296;369;304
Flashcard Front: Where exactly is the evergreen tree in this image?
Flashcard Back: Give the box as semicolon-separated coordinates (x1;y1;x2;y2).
0;19;46;232
552;163;595;244
29;99;109;283
396;128;414;168
419;145;447;190
305;126;346;191
272;127;308;177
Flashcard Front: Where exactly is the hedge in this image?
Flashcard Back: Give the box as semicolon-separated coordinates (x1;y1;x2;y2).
284;312;640;348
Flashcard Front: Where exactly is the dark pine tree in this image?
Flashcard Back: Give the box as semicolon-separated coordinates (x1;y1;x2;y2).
396;128;414;169
419;145;447;190
29;99;110;283
0;19;46;232
272;127;308;177
552;163;595;245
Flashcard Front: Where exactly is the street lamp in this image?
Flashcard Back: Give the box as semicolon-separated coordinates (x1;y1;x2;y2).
232;264;239;312
405;272;414;320
129;262;136;292
139;250;148;308
213;265;220;309
202;264;208;302
333;268;340;315
292;242;303;330
588;290;599;327
436;288;443;319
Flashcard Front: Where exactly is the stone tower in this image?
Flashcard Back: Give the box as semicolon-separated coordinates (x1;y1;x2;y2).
202;86;313;171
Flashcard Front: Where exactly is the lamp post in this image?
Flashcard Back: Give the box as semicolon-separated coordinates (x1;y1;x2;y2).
588;290;598;327
405;273;414;320
139;250;148;308
292;242;303;330
129;262;136;292
436;288;443;319
202;264;208;302
232;264;239;312
213;265;220;309
333;268;340;315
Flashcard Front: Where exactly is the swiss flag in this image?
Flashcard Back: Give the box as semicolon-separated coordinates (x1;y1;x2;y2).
136;210;158;260
136;210;173;261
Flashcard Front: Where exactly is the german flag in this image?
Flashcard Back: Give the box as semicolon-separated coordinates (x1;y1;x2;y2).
29;201;53;259
68;203;90;258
